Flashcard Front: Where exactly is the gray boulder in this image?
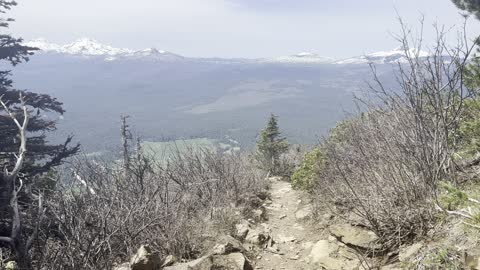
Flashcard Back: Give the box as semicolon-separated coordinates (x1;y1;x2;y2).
130;245;161;270
212;235;246;255
329;224;380;250
308;240;359;270
234;221;250;240
164;253;252;270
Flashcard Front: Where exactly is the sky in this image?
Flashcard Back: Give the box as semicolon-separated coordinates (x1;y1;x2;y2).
8;0;480;58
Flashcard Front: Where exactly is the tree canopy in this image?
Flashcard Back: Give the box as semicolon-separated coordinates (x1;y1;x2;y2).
0;1;79;180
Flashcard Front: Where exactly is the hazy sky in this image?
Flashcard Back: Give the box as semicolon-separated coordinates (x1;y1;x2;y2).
9;0;480;58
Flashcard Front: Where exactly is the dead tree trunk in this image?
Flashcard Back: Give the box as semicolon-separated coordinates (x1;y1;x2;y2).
0;93;39;269
121;115;132;180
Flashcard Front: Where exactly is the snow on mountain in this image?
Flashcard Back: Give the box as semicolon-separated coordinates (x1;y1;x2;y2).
26;38;188;63
61;38;133;56
24;38;433;65
124;48;184;61
262;52;334;64
24;38;62;52
25;38;133;56
335;47;430;65
103;48;186;62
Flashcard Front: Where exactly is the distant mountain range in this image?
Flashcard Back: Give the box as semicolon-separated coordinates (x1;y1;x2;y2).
7;38;413;152
25;38;431;65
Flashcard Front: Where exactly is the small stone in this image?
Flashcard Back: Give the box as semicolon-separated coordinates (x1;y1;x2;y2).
130;245;161;270
289;255;300;260
309;240;359;270
329;224;380;250
245;228;270;246
212;235;246;255
279;214;287;219
252;208;266;220
295;205;313;220
235;221;250;240
399;242;423;262
278;235;297;243
5;261;18;270
162;255;177;267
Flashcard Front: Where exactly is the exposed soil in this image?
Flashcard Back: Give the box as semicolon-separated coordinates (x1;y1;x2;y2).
253;178;322;270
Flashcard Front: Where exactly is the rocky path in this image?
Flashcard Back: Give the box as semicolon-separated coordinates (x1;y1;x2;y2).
254;178;319;270
157;177;380;270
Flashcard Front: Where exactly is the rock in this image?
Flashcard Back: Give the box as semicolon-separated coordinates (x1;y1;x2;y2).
465;251;480;270
130;245;161;270
235;221;250;240
295;205;313;220
308;240;359;270
5;261;17;270
212;235;246;255
256;190;269;200
329;224;380;250
113;263;131;270
252;207;267;221
212;253;253;270
328;235;337;242
245;228;270;246
278;235;296;243
289;255;300;260
399;242;423;262
163;256;212;270
268;176;283;182
266;245;284;255
279;214;287;219
162;255;177;267
164;253;253;270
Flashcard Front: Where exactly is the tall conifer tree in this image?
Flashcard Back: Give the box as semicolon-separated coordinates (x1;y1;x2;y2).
256;114;289;175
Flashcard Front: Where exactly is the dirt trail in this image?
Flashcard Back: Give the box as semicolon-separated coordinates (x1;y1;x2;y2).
254;178;320;270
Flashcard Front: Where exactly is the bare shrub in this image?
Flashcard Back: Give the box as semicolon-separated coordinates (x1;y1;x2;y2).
315;18;476;251
31;138;264;269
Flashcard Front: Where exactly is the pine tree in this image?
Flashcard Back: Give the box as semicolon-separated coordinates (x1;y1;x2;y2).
255;114;289;175
0;1;79;266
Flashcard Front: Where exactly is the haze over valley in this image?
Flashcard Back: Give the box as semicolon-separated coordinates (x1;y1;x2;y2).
11;38;408;150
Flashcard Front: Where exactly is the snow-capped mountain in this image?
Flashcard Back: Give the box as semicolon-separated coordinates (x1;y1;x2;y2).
335;47;430;65
262;52;334;64
25;38;134;56
112;48;184;62
24;38;432;65
61;38;133;56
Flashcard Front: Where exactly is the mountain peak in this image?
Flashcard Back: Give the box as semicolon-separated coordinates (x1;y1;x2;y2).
61;38;133;56
263;52;334;64
335;47;430;64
